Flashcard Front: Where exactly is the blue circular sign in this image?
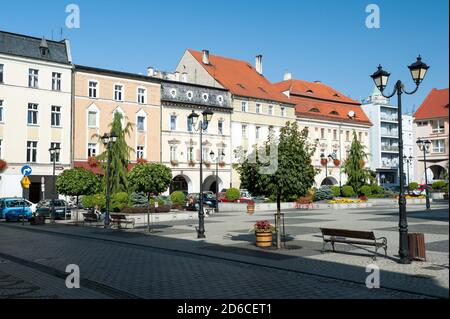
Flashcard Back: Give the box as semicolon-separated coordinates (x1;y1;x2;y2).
21;165;32;176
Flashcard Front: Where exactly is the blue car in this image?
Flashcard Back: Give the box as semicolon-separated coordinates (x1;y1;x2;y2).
0;198;33;222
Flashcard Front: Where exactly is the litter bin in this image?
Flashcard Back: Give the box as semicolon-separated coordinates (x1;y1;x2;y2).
408;233;426;261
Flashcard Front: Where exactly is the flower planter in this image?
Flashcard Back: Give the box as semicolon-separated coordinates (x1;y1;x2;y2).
247;202;255;215
333;159;341;167
255;232;273;248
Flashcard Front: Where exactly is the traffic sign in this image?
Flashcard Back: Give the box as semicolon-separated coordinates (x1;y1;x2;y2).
21;176;31;189
21;165;32;176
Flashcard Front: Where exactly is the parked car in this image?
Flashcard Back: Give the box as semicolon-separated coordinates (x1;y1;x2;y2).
0;198;33;221
35;199;71;219
186;192;217;211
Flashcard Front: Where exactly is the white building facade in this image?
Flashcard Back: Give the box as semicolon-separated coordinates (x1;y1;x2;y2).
0;32;72;202
361;88;415;186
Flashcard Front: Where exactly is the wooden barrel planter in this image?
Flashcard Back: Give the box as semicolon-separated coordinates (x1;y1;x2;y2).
247;202;255;215
255;232;273;248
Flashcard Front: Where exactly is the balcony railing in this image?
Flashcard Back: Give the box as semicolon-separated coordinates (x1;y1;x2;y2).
381;161;399;168
381;130;399;137
380;114;398;122
381;145;399;152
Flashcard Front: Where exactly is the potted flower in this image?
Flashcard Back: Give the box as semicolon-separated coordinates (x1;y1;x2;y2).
188;160;196;167
204;160;211;168
0;159;7;172
88;156;98;167
251;220;276;248
247;200;255;215
219;161;226;168
333;159;341;167
320;158;328;166
171;160;179;166
137;158;148;164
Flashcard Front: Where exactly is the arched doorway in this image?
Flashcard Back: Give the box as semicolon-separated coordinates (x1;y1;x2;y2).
170;175;189;194
202;175;222;194
321;177;338;186
429;165;447;182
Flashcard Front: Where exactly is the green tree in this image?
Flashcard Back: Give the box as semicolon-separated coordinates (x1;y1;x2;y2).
56;167;101;207
95;112;134;193
236;122;317;248
127;163;172;232
343;131;372;195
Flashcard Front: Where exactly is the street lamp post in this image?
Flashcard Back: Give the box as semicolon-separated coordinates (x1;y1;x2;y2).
320;153;334;180
370;56;429;264
403;155;413;186
210;150;225;213
416;139;432;210
101;132;118;228
48;146;61;225
188;109;214;239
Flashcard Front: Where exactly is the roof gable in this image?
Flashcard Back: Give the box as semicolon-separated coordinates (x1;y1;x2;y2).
414;88;449;120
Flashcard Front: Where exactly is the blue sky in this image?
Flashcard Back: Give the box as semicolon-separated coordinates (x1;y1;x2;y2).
1;0;448;113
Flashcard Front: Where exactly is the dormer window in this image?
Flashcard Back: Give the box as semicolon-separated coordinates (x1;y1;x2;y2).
258;87;267;93
237;83;246;90
333;93;340;98
309;107;320;113
39;38;49;56
329;111;339;116
306;90;314;94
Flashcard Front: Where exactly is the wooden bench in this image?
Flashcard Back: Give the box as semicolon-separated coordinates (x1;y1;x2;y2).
110;214;135;229
320;228;387;260
82;212;100;226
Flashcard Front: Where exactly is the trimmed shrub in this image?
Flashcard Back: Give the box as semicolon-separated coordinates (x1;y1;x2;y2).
432;181;447;191
330;186;341;198
342;185;356;197
170;191;186;205
130;192;149;207
226;188;240;202
408;182;419;192
370;184;384;195
82;193;106;209
360;185;372;197
110;192;130;212
313;186;334;202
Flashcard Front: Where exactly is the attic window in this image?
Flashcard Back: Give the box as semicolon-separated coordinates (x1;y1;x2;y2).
237;83;246;89
330;111;339;116
306;90;314;94
309;108;320;113
333;93;340;97
39;38;49;56
258;87;267;93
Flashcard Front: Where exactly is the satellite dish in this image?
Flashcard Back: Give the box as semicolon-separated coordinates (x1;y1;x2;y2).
348;110;355;118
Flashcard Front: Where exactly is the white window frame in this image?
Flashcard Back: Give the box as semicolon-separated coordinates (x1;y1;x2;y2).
432;119;445;134
27;103;38;125
187;146;194;162
242;124;247;138
136;115;146;132
255;103;261;114
170;145;178;161
51;105;62;127
268;105;274;116
137;87;146;104
0;64;4;83
0;100;3;123
52;72;62;91
88;80;99;98
218;120;224;135
137;145;145;159
28;69;39;88
114;84;124;101
87;143;98;158
187;116;193;132
281;106;286;117
87;104;100;128
432;139;445;153
256;126;261;139
241;101;248;112
170;115;177;131
26;141;38;163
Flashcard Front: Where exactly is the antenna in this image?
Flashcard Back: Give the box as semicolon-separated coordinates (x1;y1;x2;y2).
60;27;63;40
51;30;54;41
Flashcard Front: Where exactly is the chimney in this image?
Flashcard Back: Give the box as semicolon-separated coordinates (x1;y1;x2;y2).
147;67;154;76
182;72;188;82
283;71;292;81
255;55;263;75
202;50;210;65
174;71;180;81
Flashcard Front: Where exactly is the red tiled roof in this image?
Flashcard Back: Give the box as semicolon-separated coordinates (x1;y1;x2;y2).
188;49;293;105
414;88;449;120
273;80;372;126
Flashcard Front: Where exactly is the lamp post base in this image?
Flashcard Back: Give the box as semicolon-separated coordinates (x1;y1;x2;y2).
398;256;412;264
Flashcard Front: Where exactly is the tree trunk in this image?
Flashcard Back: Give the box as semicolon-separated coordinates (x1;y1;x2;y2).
76;195;79;222
276;193;282;249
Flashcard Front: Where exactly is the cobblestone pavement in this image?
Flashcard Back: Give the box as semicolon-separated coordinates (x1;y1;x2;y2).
0;203;447;299
0;224;433;299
